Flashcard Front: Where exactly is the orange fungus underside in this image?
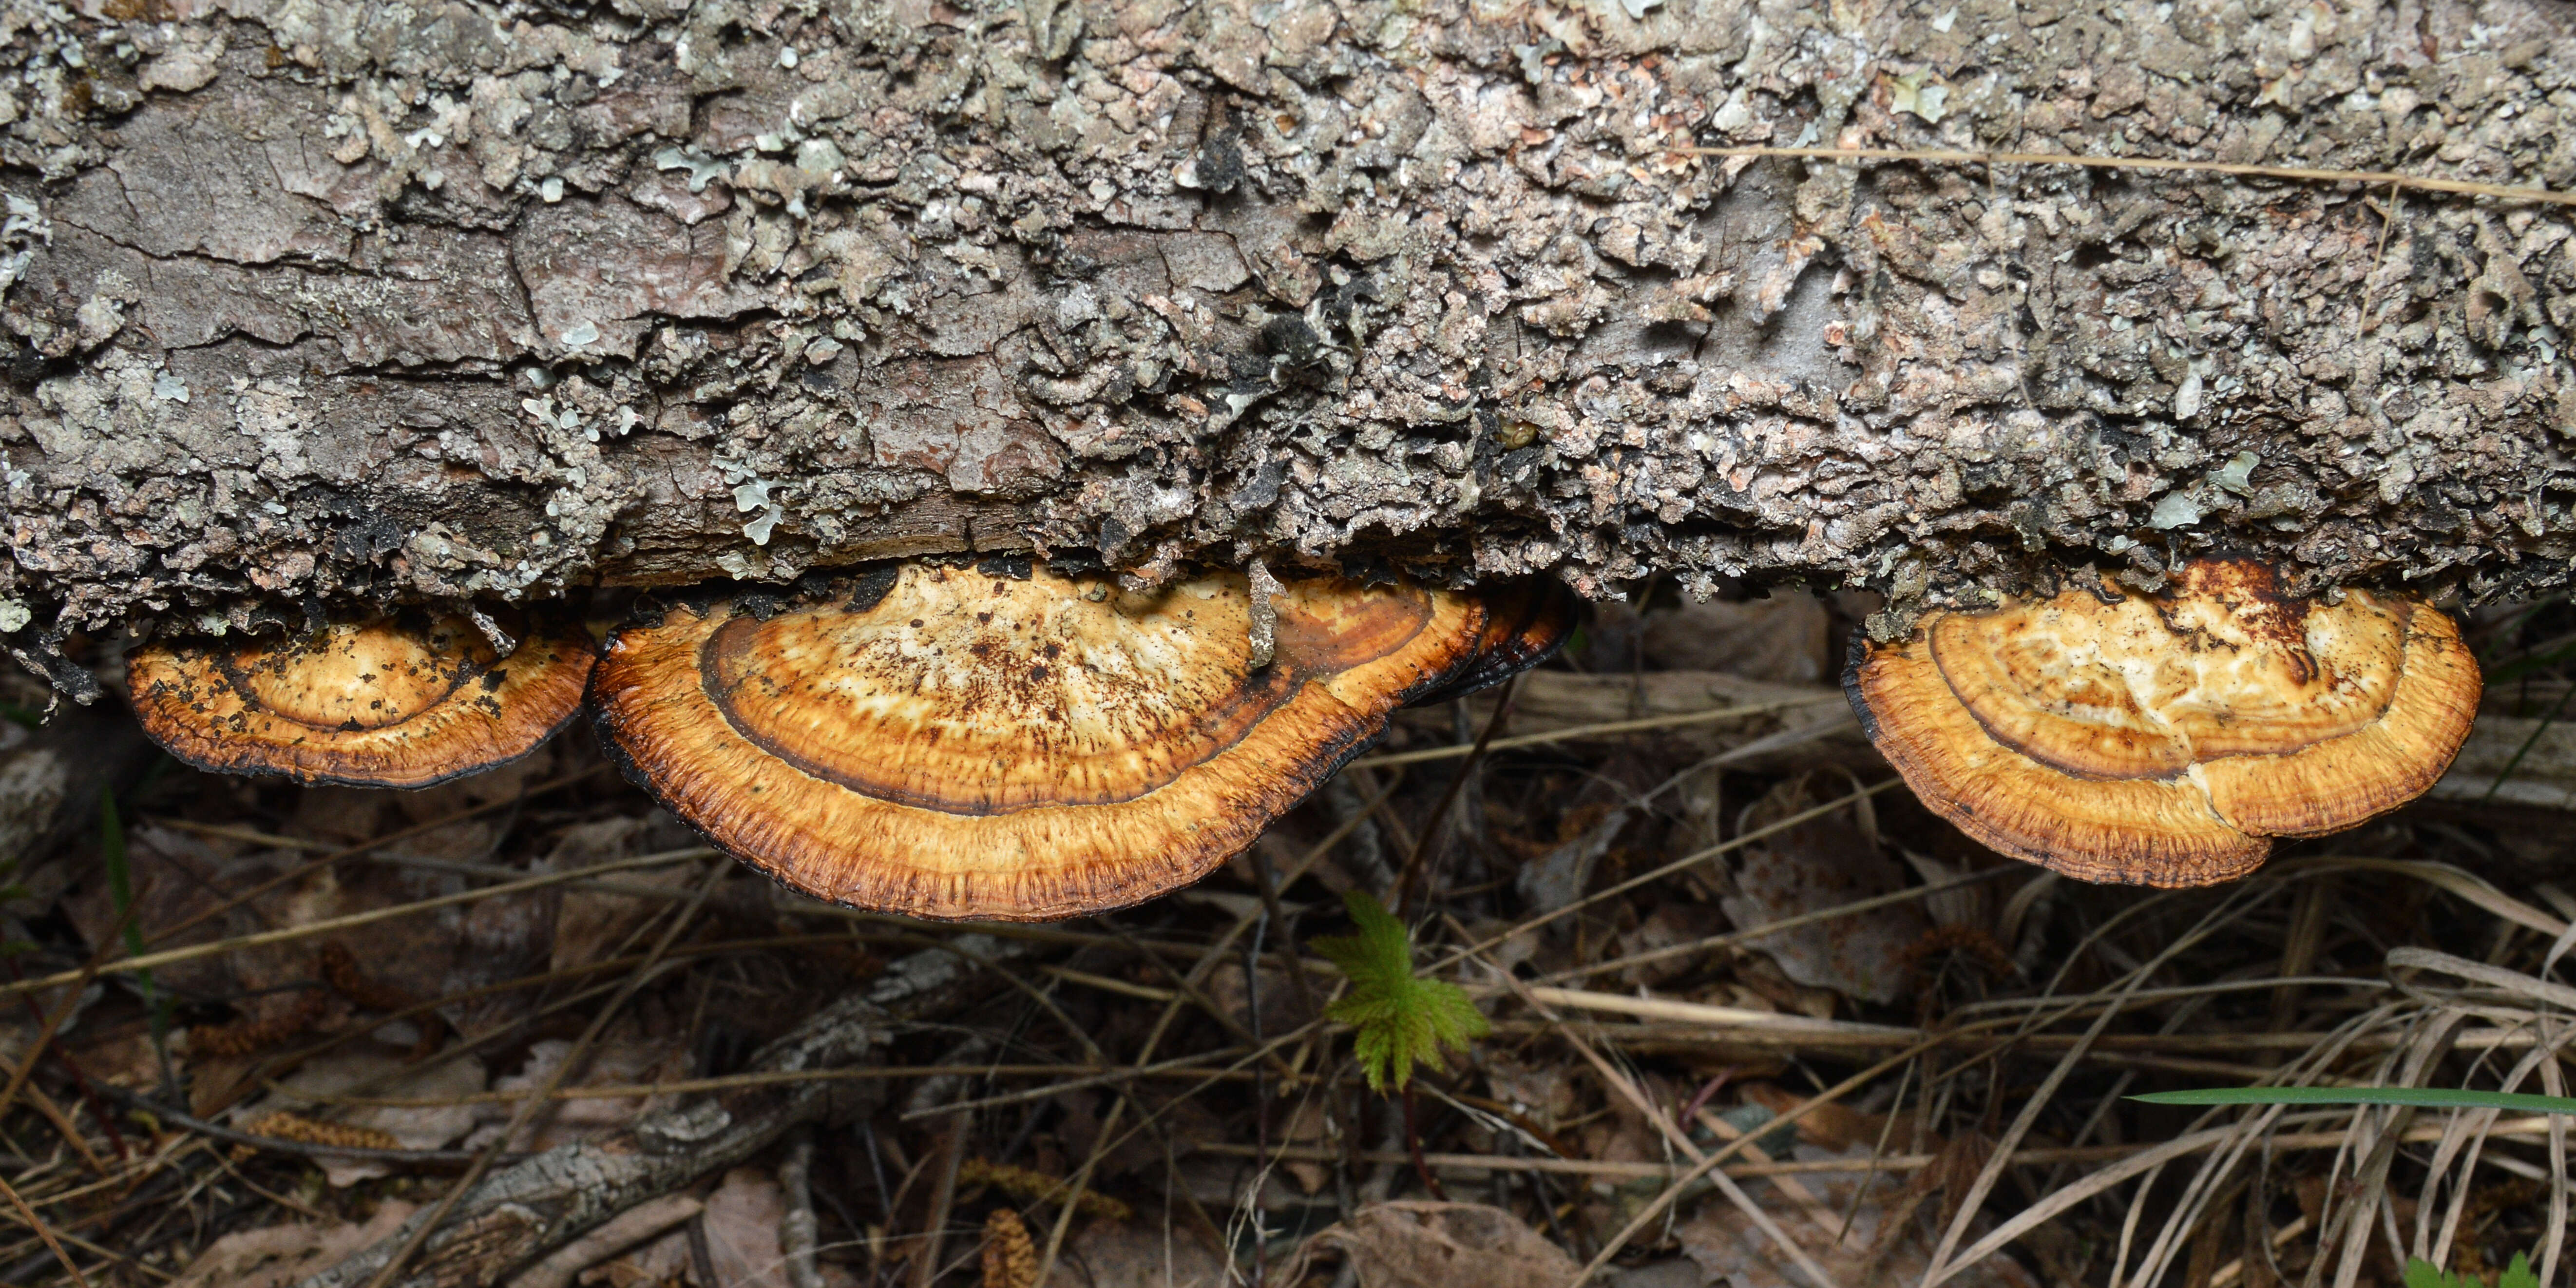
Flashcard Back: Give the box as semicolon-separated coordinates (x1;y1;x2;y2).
1847;561;2480;886
590;562;1574;922
128;611;595;789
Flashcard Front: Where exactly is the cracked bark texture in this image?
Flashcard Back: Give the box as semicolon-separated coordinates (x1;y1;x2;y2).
3;0;2573;683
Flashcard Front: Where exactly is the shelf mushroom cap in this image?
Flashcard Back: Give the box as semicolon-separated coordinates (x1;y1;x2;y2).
590;562;1573;923
128;611;596;789
1846;561;2481;886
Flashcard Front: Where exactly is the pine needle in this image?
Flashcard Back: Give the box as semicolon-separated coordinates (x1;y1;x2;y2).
2132;1086;2576;1115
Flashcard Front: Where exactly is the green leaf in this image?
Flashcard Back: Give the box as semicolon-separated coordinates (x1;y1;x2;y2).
2131;1086;2576;1115
2399;1252;2543;1288
1312;891;1488;1094
2402;1258;2454;1288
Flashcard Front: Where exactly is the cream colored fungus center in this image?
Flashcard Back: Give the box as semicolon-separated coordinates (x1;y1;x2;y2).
220;619;491;730
1930;577;2409;781
700;565;1430;814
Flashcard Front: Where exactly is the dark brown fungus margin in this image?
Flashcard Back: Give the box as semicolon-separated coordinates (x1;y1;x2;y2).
589;563;1576;923
1847;560;2481;887
128;611;597;789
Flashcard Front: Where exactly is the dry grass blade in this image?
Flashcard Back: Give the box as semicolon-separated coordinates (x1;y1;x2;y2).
0;847;710;1000
1450;774;1903;962
355;856;727;1288
1486;950;1845;1287
1923;881;2283;1286
0;1170;92;1288
1344;693;1841;770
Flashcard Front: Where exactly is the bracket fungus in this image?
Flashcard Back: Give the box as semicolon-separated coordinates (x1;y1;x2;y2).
590;561;1574;922
1846;560;2480;887
128;612;596;789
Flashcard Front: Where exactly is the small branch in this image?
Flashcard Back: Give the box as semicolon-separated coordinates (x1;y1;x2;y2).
0;1171;91;1288
909;1116;967;1288
288;934;1024;1288
780;1130;824;1288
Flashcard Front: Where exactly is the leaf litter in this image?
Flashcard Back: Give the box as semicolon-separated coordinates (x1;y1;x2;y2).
0;587;2567;1288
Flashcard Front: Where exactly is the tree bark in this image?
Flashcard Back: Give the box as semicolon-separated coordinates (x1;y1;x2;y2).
3;0;2572;689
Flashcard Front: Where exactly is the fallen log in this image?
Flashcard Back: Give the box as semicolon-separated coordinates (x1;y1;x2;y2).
3;0;2571;696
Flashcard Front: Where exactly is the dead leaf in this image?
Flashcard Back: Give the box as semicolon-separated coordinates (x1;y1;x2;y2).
1736;1082;1920;1155
1289;1202;1579;1288
440;881;561;1034
1206;960;1314;1038
1480;1048;1578;1126
1643;594;1831;684
1280;1097;1333;1194
1043;1219;1229;1288
700;1167;790;1288
63;825;301;998
1722;778;1930;1006
1677;1145;2039;1288
472;1023;687;1151
169;1201;418;1288
547;817;688;972
246;1050;486;1187
1615;903;1728;987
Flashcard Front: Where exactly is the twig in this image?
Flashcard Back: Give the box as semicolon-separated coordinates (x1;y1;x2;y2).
357;856;726;1288
780;1130;823;1288
0;1170;91;1288
909;1116;967;1288
137;765;611;948
0;847;712;1000
1345;690;1837;769
1392;674;1519;917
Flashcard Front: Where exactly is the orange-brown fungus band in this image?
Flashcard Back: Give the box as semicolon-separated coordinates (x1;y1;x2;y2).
590;563;1574;922
1847;560;2479;886
129;611;596;789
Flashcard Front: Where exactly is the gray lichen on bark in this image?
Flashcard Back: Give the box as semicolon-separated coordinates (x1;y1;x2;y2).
3;0;2573;686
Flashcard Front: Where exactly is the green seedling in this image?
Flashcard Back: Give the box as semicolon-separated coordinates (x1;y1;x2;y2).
1312;890;1488;1094
2404;1251;2537;1288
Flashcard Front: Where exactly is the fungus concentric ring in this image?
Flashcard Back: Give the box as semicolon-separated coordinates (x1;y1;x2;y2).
590;562;1574;922
1846;560;2480;886
129;611;597;789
